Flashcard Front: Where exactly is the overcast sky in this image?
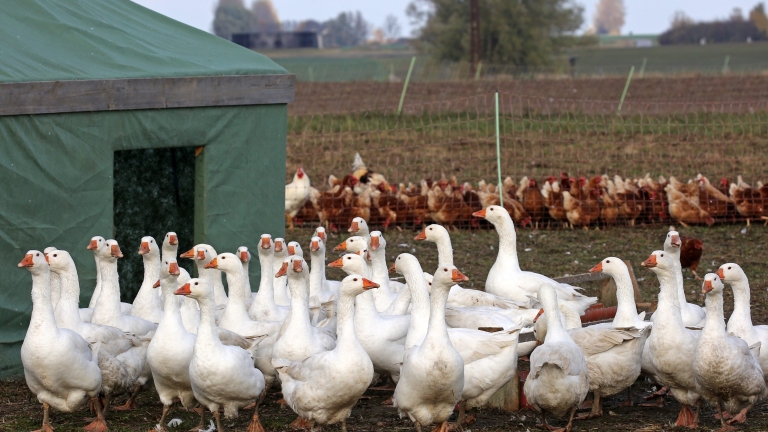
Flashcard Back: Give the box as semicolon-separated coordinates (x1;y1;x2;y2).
132;0;762;36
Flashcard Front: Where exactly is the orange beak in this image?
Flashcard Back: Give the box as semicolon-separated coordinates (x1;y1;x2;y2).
589;262;603;273
370;236;380;251
169;262;180;276
239;251;249;263
670;235;681;247
196;250;206;260
328;258;344;268
261;237;271;249
641;254;657;268
168;234;178;246
389;263;397;274
702;279;713;294
274;241;284;253
472;209;487;219
414;229;427;241
716;268;725;280
349;221;359;233
153;279;161;288
180;248;195;259
362;278;380;290
310;240;320;252
138;241;150;255
110;244;123;258
533;308;544;323
87;239;99;250
275;262;288;277
174;283;191;296
287;245;295;255
44;254;49;264
317;231;326;242
451;269;469;283
292;259;303;273
204;258;218;269
334;241;347;251
18;254;34;268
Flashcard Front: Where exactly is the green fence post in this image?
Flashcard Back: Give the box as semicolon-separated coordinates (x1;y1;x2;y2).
495;90;503;207
638;57;647;78
722;55;730;75
616;66;635;115
397;56;417;116
475;61;483;81
308;66;314;82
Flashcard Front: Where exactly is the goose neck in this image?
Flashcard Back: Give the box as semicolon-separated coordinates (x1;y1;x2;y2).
88;253;102;309
195;295;220;347
54;268;83;327
141;254;161;288
702;291;726;338
287;274;312;330
730;280;753;327
424;281;451;345
335;292;359;351
160;278;181;314
369;250;393;294
309;252;326;297
494;219;521;271
610;268;641;327
223;269;247;314
30;270;56;331
94;259;121;317
433;236;454;266
402;266;430;319
654;269;685;329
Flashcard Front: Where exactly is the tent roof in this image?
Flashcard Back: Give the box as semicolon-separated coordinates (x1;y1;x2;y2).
0;0;287;83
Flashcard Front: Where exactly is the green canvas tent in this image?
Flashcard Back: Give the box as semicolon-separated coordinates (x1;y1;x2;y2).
0;0;292;377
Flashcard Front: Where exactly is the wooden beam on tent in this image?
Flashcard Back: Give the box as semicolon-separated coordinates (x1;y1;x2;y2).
0;74;295;117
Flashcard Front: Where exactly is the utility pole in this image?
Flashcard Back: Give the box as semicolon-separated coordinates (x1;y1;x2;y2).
469;0;481;76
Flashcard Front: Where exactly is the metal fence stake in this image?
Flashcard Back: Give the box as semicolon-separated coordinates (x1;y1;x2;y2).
397;56;417;115
616;66;635;115
495;90;503;207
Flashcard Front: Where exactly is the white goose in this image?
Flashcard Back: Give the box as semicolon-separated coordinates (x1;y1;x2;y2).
80;236;131;322
19;250;106;432
523;284;589;432
147;259;203;431
287;241;304;258
177;278;267;432
348;216;371;243
313;226;341;293
718;263;768;381
308;236;338;303
43;247;61;310
274;274;377;432
160;232;198;328
474;206;597;314
129;236;164;323
236;246;256;308
393;264;465;432
368;231;411;314
249;235;290;322
272;238;290;306
180;244;228;307
331;253;408;382
665;231;706;326
693;273;766;430
415;224;530;309
641;250;701;428
90;240;157;337
208;253;282;390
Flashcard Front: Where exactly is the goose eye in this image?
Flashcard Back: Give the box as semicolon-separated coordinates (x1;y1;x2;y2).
490;208;494;211
353;278;358;281
36;253;39;256
429;228;433;231
444;268;448;272
347;257;351;260
728;266;732;270
53;254;58;258
606;260;610;263
222;256;226;259
660;254;664;257
194;282;198;285
150;240;154;243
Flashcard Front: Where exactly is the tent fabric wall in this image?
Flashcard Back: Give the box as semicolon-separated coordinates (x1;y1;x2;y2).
0;105;287;377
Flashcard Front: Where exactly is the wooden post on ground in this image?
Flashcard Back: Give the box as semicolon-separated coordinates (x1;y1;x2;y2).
487;369;519;411
599;260;642;306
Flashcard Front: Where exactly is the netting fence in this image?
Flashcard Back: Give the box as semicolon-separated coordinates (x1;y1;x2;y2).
286;78;768;231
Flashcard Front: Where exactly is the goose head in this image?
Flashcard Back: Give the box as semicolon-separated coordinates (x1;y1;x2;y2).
717;263;746;285
414;224;448;243
236;247;251;264
287;241;303;258
138;236;160;257
390;253;421;276
701;273;724;295
664;230;682;253
368;231;386;253
18;250;49;275
163;232;179;249
99;240;124;262
205;252;242;276
309;236;324;254
641;250;674;275
314;227;327;243
432;264;468;293
273;238;287;258
329;253;367;276
339;274;379;298
156;259;180;288
472;205;512;226
43;246;57;257
333;236;367;253
180;244;216;265
86;236;106;254
287;256;308;279
46;250;76;275
174;278;212;300
348;217;369;236
590;257;628;278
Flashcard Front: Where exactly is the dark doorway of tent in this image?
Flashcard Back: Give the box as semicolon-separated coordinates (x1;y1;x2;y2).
113;147;196;301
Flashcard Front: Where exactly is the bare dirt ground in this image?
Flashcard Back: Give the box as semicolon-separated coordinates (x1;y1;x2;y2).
3;224;768;431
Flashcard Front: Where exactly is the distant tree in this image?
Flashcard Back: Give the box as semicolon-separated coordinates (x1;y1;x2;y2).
659;18;767;44
213;0;256;39
407;0;583;67
670;11;694;29
750;3;768;35
323;12;371;46
384;15;402;40
251;0;280;32
730;7;744;21
593;0;625;35
298;19;324;33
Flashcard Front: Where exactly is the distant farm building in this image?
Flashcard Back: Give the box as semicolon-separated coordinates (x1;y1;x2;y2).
231;31;319;50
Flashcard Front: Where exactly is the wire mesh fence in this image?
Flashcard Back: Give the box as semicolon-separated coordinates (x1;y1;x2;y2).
286;83;768;231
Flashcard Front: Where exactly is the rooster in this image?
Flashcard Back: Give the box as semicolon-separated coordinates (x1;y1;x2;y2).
680;236;704;280
285;167;311;230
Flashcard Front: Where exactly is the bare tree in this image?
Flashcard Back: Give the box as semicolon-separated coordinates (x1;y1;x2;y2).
593;0;625;35
384;15;402;40
671;10;694;29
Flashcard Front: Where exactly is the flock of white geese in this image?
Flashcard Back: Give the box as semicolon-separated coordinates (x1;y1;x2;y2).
18;205;767;432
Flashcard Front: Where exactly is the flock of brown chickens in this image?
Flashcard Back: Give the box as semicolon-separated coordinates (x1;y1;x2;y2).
291;169;768;231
